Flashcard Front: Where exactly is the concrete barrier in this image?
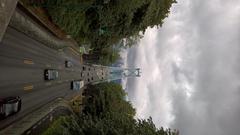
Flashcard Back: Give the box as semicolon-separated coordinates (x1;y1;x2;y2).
0;0;18;42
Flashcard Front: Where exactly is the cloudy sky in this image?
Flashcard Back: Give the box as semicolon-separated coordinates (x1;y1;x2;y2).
122;0;240;135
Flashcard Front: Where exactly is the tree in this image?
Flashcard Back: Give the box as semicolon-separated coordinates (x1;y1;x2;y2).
80;82;178;135
40;0;176;64
44;82;179;135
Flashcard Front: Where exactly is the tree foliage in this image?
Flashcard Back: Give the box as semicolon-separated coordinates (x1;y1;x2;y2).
43;82;179;135
43;0;176;44
39;0;176;64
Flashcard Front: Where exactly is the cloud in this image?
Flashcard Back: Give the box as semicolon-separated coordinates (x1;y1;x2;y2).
124;0;240;135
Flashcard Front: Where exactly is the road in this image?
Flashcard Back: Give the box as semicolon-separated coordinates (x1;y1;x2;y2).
0;26;106;129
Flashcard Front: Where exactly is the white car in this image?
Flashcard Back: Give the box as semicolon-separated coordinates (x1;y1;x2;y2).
44;69;59;80
81;72;84;77
0;96;21;119
65;61;73;68
71;80;84;90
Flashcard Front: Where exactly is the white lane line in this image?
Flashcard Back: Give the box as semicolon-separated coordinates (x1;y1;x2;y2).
57;81;62;83
1;2;5;8
50;115;53;122
46;64;51;67
45;82;52;86
33;125;37;129
42;117;46;121
26;130;31;135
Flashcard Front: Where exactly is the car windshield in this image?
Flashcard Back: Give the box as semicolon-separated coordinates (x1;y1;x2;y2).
4;103;18;115
73;82;80;90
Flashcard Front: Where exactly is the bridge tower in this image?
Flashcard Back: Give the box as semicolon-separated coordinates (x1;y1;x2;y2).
92;65;141;84
108;67;141;81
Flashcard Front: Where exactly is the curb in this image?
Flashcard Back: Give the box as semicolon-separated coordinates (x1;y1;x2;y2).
0;98;73;135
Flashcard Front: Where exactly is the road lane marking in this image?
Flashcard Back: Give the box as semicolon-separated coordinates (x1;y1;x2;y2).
58;49;63;52
69;47;79;56
23;59;34;65
23;85;33;91
50;115;53;122
42;117;46;121
46;64;51;68
26;131;31;135
45;82;52;86
57;81;62;83
33;125;37;129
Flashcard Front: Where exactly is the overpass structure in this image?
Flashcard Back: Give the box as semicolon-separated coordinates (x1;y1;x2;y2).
90;64;141;85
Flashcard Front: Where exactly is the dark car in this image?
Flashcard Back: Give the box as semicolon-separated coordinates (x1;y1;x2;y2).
65;61;73;68
0;96;21;119
81;72;84;77
44;69;59;80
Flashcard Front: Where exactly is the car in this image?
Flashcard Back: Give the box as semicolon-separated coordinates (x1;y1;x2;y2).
81;72;84;77
0;96;21;119
65;61;73;68
44;69;59;80
71;80;84;90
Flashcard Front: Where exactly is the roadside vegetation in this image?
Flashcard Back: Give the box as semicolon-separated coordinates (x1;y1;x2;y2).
30;0;176;65
42;82;179;135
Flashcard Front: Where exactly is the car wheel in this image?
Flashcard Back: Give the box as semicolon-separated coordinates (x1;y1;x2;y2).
18;100;22;112
71;82;73;89
3;111;7;117
0;113;7;119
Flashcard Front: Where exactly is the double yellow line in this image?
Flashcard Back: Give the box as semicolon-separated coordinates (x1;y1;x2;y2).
24;85;34;91
23;59;34;65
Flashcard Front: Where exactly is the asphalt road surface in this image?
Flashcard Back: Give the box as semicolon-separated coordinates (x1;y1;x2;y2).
0;26;105;129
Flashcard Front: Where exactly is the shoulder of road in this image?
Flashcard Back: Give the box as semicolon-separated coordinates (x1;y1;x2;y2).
0;97;76;135
1;1;81;56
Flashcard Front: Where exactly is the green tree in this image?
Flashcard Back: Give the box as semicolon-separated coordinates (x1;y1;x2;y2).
43;82;179;135
39;0;176;64
81;82;178;135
